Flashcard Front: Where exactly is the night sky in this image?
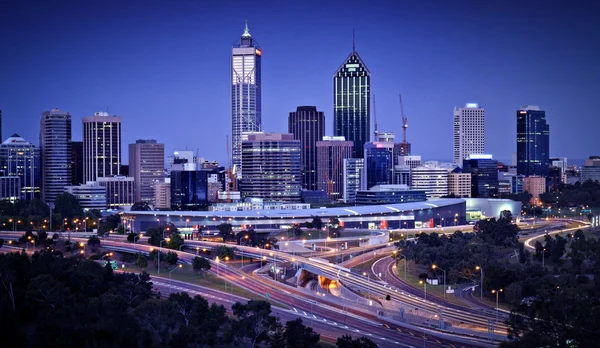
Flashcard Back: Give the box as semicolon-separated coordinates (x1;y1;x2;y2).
1;0;598;165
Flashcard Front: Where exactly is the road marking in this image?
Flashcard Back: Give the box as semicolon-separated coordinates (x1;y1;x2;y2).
293;308;298;313
303;311;307;316
396;328;402;333
409;332;414;336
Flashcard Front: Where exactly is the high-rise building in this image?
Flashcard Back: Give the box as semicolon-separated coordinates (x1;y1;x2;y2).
523;175;546;204
83;112;122;182
462;154;499;198
64;182;106;210
40;108;72;204
517;105;549;177
231;22;262;175
288;106;325;191
393;142;411;161
453;103;485;165
0;109;2;142
316;136;353;201
448;170;471;198
1;134;41;200
154;180;171;210
342;158;364;203
71;141;84;185
0;176;20;202
129;139;165;204
97;176;135;210
411;164;449;199
334;40;371;158
363;142;393;190
240;133;301;203
170;164;217;210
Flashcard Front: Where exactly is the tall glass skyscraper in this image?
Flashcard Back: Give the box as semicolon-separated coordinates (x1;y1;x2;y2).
517;105;550;177
288;106;324;191
334;40;371;158
231;21;262;176
363;142;393;190
462;154;499;198
40;108;72;204
83;112;122;182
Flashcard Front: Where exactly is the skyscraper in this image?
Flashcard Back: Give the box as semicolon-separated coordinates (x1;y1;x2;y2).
453;103;485;165
462;154;499;198
517;105;550;177
1;134;41;200
316;136;353;201
83;112;122;182
240;133;301;203
363;142;393;190
0;109;2;142
231;21;262;175
129;139;165;204
40;108;72;204
333;36;371;158
71;141;84;185
288;106;325;191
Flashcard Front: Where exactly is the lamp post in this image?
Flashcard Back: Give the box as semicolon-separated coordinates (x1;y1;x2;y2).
419;279;427;301
169;264;183;287
491;289;503;321
542;248;546;268
158;238;170;274
432;264;447;298
475;266;484;301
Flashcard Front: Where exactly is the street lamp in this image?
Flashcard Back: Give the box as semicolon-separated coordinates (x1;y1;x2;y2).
491;289;503;321
542;248;546;268
158;238;170;274
419;279;427;301
100;252;114;260
169;264;183;287
215;256;220;277
475;266;484;301
432;264;446;299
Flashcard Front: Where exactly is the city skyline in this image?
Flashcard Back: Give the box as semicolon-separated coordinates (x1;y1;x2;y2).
1;0;598;165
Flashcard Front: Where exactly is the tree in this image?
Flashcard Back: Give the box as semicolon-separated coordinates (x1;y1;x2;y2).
131;201;152;211
311;217;323;230
168;233;185;250
217;223;233;242
192;256;211;277
304;221;313;229
87;235;101;247
0;238;4;248
146;227;163;247
211;245;235;260
127;232;139;243
336;335;378;348
328;217;341;237
231;300;280;347
283;318;320;348
165;251;179;265
54;192;83;219
136;254;148;269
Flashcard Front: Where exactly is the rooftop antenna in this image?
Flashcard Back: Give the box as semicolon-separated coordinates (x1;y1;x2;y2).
352;28;356;53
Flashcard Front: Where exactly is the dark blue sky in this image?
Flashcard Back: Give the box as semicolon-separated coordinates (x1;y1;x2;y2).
1;0;598;165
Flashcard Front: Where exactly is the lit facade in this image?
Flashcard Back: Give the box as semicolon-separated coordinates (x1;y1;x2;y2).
129;139;164;204
581;157;600;183
97;176;135;209
448;172;471;197
355;185;426;205
0;134;40;200
170;164;216;211
240;133;301;203
316;137;353;201
517;105;549;177
363;142;393;190
40;108;72;204
334;47;371;158
343;158;364;203
64;182;106;210
231;22;262;174
410;164;449;199
462;155;499;198
523;175;546;204
83;112;122;182
453;103;485;165
288;106;325;191
154;180;171;209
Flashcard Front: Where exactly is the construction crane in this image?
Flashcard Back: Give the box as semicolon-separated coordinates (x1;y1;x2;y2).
324;152;344;201
399;94;409;156
225;135;233;203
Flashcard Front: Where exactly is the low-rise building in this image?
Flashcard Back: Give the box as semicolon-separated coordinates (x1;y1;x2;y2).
97;176;135;210
154;180;171;209
64;182;106;210
448;171;471;197
523;175;546;205
355;185;426;205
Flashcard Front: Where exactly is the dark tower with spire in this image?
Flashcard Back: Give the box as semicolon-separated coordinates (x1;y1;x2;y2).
333;30;371;158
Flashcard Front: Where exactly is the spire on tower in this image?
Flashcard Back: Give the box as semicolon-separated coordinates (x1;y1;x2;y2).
242;20;251;38
352;28;356;53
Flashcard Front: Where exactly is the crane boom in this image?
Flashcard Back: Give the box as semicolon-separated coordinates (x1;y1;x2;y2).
399;94;408;155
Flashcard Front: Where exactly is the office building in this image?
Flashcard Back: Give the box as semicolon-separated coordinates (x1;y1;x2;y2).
343;158;364;203
1;134;41;200
411;164;449;199
71;141;84;185
517;105;550;177
83;112;122;182
129;139;164;204
448;171;471;198
363;142;393;190
231;22;262;174
355;185;426;205
397;155;422;169
453;103;485;165
288;106;325;191
0;176;20;202
581;156;600;183
0;109;2;141
64;182;106;210
240;133;301;202
393;142;412;160
316;136;353;201
523;176;546;205
462;154;499;198
394;165;411;186
97;176;135;209
550;157;568;175
154;180;171;209
499;172;525;194
333;39;371;158
120;165;129;177
170;164;217;210
498;180;512;195
40;108;72;203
